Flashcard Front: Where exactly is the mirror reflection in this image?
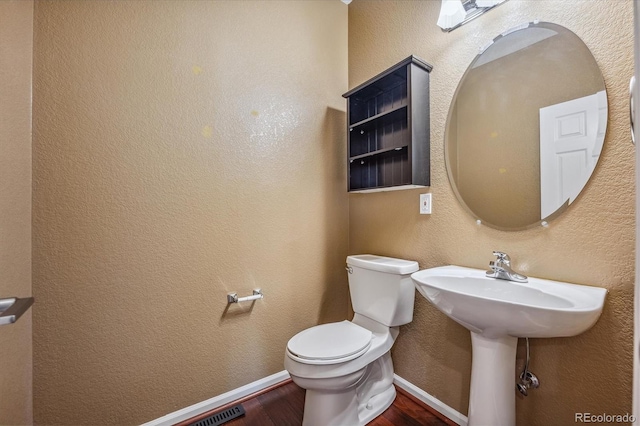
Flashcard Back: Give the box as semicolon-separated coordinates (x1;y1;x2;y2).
445;22;607;230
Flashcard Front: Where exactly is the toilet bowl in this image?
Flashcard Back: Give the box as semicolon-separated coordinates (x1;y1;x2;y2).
284;254;418;426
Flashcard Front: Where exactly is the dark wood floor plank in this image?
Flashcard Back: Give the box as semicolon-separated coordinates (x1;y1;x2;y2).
225;397;275;426
368;414;397;426
274;379;305;410
255;383;304;426
390;391;446;424
379;403;441;426
395;387;459;426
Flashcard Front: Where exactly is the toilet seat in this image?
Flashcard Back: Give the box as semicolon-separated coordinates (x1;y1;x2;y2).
287;321;372;365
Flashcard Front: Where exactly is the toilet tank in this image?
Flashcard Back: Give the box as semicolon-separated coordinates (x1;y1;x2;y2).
346;254;419;327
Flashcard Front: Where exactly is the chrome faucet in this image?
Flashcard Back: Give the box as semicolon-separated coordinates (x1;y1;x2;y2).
486;251;528;283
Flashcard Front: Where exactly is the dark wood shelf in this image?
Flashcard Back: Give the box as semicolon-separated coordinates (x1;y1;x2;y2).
349;145;407;162
349;104;407;130
343;56;433;98
343;55;433;192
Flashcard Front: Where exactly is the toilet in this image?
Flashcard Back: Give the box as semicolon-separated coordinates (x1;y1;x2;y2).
284;254;419;426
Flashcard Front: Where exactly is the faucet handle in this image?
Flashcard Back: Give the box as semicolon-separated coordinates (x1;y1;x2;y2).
492;251;511;265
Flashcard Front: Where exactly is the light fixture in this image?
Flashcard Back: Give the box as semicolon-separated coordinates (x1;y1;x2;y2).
341;0;352;4
437;0;507;32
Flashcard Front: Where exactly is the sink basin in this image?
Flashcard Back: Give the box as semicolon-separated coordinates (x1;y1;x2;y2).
411;265;607;426
411;265;607;339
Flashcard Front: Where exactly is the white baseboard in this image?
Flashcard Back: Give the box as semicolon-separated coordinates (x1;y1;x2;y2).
394;374;468;426
141;371;291;426
141;371;467;426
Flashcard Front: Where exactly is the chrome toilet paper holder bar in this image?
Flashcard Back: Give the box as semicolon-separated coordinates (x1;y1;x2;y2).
227;289;263;304
0;297;34;326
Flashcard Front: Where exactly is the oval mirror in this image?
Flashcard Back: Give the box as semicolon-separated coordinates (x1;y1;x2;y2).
445;21;607;230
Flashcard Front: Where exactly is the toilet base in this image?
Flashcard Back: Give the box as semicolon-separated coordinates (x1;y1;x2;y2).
358;385;396;425
296;351;397;426
301;382;396;426
302;386;360;426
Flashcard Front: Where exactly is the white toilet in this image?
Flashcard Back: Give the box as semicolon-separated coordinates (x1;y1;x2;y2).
284;254;419;426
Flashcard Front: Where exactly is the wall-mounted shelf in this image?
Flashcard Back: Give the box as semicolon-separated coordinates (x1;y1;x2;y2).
343;55;433;192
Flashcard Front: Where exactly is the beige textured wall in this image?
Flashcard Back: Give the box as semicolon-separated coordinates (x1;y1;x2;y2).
349;1;634;425
0;1;34;424
32;1;347;424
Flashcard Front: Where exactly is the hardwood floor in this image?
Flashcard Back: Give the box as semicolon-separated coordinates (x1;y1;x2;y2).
188;380;454;426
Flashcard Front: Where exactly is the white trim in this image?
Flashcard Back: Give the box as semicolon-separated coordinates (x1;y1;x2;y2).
141;371;291;426
394;374;468;426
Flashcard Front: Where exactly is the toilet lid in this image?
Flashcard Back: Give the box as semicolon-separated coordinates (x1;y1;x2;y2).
287;321;372;362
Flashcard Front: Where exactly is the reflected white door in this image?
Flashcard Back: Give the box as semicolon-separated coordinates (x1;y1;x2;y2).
539;91;606;219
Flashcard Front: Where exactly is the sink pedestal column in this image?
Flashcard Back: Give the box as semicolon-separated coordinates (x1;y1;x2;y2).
468;332;517;426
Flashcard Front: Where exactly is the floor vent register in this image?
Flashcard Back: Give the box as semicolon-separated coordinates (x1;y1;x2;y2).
189;404;246;426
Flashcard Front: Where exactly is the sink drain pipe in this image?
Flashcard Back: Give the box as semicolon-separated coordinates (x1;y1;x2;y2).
517;338;540;396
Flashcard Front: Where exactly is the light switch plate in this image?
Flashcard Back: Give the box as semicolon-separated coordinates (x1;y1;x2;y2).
420;193;432;214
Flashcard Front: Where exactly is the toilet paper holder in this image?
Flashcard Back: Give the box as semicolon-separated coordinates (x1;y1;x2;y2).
227;289;263;304
0;297;34;326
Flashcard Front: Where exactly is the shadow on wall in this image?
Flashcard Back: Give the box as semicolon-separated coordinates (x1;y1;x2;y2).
393;294;472;413
220;300;260;322
217;106;349;328
214;105;349;393
317;106;350;325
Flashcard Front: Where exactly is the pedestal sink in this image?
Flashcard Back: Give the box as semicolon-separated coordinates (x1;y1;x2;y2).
411;265;607;426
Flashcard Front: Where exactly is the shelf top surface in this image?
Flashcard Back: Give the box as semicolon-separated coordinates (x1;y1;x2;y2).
343;55;433;98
